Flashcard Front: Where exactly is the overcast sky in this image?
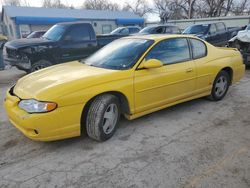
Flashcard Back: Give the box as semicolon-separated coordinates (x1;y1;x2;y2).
0;0;159;21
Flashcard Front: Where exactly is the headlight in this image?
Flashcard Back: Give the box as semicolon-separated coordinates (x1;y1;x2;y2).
18;99;57;113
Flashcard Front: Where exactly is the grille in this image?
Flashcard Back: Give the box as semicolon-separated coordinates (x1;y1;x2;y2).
6;48;20;59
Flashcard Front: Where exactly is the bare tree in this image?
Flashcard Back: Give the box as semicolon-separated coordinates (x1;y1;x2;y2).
153;0;249;20
3;0;21;6
123;0;152;17
83;0;119;11
2;0;31;6
232;0;249;15
42;0;73;9
154;0;197;20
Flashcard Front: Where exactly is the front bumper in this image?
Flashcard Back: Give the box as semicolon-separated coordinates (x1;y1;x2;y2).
4;91;83;141
4;56;31;70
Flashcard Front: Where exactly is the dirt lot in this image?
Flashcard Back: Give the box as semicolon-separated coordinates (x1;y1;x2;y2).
0;68;249;188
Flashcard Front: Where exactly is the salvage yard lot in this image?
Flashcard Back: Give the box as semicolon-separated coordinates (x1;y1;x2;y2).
0;68;250;188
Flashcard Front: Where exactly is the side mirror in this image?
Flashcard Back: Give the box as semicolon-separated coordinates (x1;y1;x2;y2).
140;59;163;69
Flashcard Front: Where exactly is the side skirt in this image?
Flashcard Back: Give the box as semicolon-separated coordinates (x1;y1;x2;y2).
125;92;210;120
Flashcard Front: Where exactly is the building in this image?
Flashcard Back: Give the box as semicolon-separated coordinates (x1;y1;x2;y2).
1;6;144;40
146;15;250;30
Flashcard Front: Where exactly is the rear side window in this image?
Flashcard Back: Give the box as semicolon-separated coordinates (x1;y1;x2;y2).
145;38;191;65
216;23;226;32
172;26;180;34
155;27;164;34
129;28;139;34
165;27;173;33
190;39;207;59
65;25;91;41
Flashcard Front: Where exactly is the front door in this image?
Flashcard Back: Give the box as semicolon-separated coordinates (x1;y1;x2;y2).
59;25;97;62
134;38;196;113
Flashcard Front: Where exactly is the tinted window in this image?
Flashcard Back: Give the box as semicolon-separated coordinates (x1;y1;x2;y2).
129;28;139;34
65;25;90;41
183;24;209;34
209;24;217;34
165;27;173;33
172;26;180;34
216;23;226;32
190;39;207;59
155;27;164;34
145;38;191;65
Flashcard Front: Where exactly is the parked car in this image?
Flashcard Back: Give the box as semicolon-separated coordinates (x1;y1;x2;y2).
26;30;47;39
183;22;241;46
4;35;245;142
96;26;141;45
109;26;141;35
138;25;181;35
228;24;250;66
3;22;119;73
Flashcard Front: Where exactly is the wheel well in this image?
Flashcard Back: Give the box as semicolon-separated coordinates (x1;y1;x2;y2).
221;67;233;84
80;91;130;134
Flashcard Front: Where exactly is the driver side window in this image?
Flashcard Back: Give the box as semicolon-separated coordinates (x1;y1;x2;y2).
64;25;91;41
145;38;191;65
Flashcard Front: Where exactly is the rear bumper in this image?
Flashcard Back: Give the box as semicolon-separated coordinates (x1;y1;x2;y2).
232;64;246;84
4;91;83;141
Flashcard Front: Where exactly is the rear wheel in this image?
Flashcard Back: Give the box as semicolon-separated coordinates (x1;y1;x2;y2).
208;70;230;101
86;94;120;141
30;60;52;73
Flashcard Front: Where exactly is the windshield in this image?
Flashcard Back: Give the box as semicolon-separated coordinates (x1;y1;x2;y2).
246;25;250;30
139;27;154;34
42;25;66;41
183;25;209;34
85;38;154;70
110;28;124;34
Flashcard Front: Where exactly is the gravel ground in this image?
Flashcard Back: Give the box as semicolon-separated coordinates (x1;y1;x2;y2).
0;68;249;188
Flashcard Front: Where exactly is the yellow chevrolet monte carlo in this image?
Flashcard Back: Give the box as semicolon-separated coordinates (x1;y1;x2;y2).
4;35;245;142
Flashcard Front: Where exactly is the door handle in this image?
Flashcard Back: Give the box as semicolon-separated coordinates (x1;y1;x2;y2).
186;68;193;73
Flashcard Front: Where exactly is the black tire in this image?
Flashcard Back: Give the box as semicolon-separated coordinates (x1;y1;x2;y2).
30;60;52;73
86;94;120;141
208;70;230;101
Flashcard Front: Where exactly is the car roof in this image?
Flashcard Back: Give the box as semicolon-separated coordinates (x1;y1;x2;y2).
124;34;200;41
57;21;91;26
145;25;178;28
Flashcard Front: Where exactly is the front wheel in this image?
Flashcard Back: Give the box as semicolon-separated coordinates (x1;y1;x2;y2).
30;60;52;73
86;94;120;141
208;70;230;101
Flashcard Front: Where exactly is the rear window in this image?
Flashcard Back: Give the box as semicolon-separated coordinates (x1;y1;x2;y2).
190;39;207;59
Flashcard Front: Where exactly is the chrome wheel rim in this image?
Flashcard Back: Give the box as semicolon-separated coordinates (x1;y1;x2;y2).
103;104;118;134
215;76;228;97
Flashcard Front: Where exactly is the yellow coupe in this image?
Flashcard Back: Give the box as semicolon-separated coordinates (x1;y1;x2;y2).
4;35;245;141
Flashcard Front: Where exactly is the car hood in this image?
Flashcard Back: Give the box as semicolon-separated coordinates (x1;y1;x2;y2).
13;61;125;100
5;38;54;49
236;30;250;43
